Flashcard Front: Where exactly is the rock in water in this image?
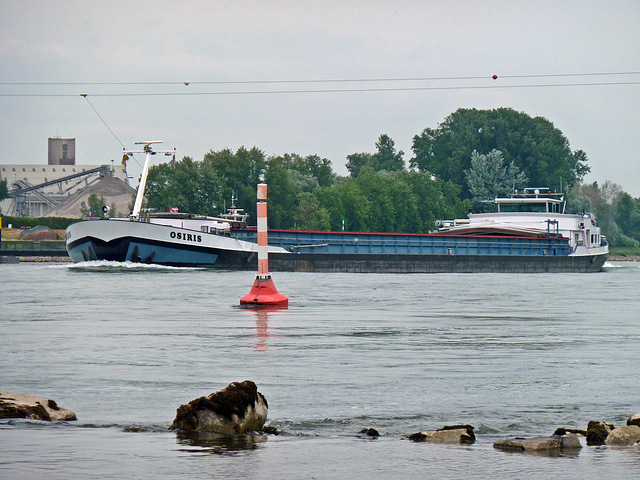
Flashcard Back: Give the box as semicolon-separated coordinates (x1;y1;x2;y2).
627;412;640;428
493;435;581;452
0;391;76;421
407;425;475;444
169;381;268;434
604;425;640;446
586;420;615;445
552;427;586;437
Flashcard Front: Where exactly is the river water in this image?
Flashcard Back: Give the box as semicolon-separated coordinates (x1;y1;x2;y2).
1;261;639;479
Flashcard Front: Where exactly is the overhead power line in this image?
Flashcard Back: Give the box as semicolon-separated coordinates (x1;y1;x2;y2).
1;71;639;86
80;94;142;168
1;80;639;97
81;94;125;149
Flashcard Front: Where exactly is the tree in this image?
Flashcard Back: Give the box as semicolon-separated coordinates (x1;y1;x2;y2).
202;146;266;217
0;179;8;202
0;180;7;214
263;156;305;229
569;149;591;182
371;134;404;172
288;153;334;187
146;156;220;215
293;193;331;230
314;169;468;233
346;152;374;178
465;149;528;202
316;178;375;231
80;194;109;218
616;193;640;243
346;134;404;178
400;172;471;231
410;108;590;198
568;182;638;247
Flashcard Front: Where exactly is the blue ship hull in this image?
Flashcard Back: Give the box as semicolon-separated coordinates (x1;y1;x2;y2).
66;235;254;267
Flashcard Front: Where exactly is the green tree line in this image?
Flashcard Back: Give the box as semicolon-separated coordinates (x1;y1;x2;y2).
139;107;640;246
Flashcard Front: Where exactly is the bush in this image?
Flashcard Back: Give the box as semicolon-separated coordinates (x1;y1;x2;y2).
610;247;640;257
1;216;78;230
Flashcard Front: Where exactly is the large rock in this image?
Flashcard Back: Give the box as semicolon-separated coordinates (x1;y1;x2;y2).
627;412;640;428
494;435;581;452
407;425;475;444
0;391;76;421
586;420;615;445
604;425;640;446
169;381;268;434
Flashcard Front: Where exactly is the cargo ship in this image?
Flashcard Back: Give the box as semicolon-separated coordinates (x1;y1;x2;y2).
66;143;608;273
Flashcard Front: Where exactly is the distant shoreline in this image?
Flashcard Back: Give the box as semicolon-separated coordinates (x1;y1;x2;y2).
607;255;640;262
18;256;72;262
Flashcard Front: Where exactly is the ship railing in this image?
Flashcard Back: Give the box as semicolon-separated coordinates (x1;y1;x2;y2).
436;219;471;230
545;219;561;238
130;208;155;223
289;243;329;252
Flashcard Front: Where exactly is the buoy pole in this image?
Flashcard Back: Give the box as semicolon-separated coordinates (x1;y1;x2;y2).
240;183;288;307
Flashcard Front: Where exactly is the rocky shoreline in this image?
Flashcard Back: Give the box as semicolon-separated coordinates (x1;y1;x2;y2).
18;256;72;262
3;384;639;457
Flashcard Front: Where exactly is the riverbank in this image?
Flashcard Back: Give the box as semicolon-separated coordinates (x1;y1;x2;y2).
608;255;640;261
18;256;71;262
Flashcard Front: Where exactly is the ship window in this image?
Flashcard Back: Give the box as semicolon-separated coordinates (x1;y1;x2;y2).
500;202;547;213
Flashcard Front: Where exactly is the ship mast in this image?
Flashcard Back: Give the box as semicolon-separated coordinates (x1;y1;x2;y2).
126;141;175;219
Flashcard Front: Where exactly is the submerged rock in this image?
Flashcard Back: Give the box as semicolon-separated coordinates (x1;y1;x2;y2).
586;421;615;445
493;435;581;452
169;381;268;434
260;425;282;435
604;425;640;446
408;425;475;444
0;391;76;421
552;427;586;437
627;412;640;428
358;428;380;437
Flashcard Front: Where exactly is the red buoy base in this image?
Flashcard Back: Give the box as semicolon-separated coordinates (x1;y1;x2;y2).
240;276;289;307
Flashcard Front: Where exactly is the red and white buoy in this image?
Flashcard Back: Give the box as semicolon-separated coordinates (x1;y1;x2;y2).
240;184;289;307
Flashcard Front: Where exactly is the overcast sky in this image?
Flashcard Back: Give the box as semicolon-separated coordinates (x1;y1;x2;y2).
2;0;639;196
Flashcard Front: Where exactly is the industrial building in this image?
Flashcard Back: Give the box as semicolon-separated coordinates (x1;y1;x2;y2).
0;137;134;218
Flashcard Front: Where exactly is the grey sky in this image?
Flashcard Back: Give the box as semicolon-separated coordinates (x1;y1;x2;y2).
2;0;639;195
